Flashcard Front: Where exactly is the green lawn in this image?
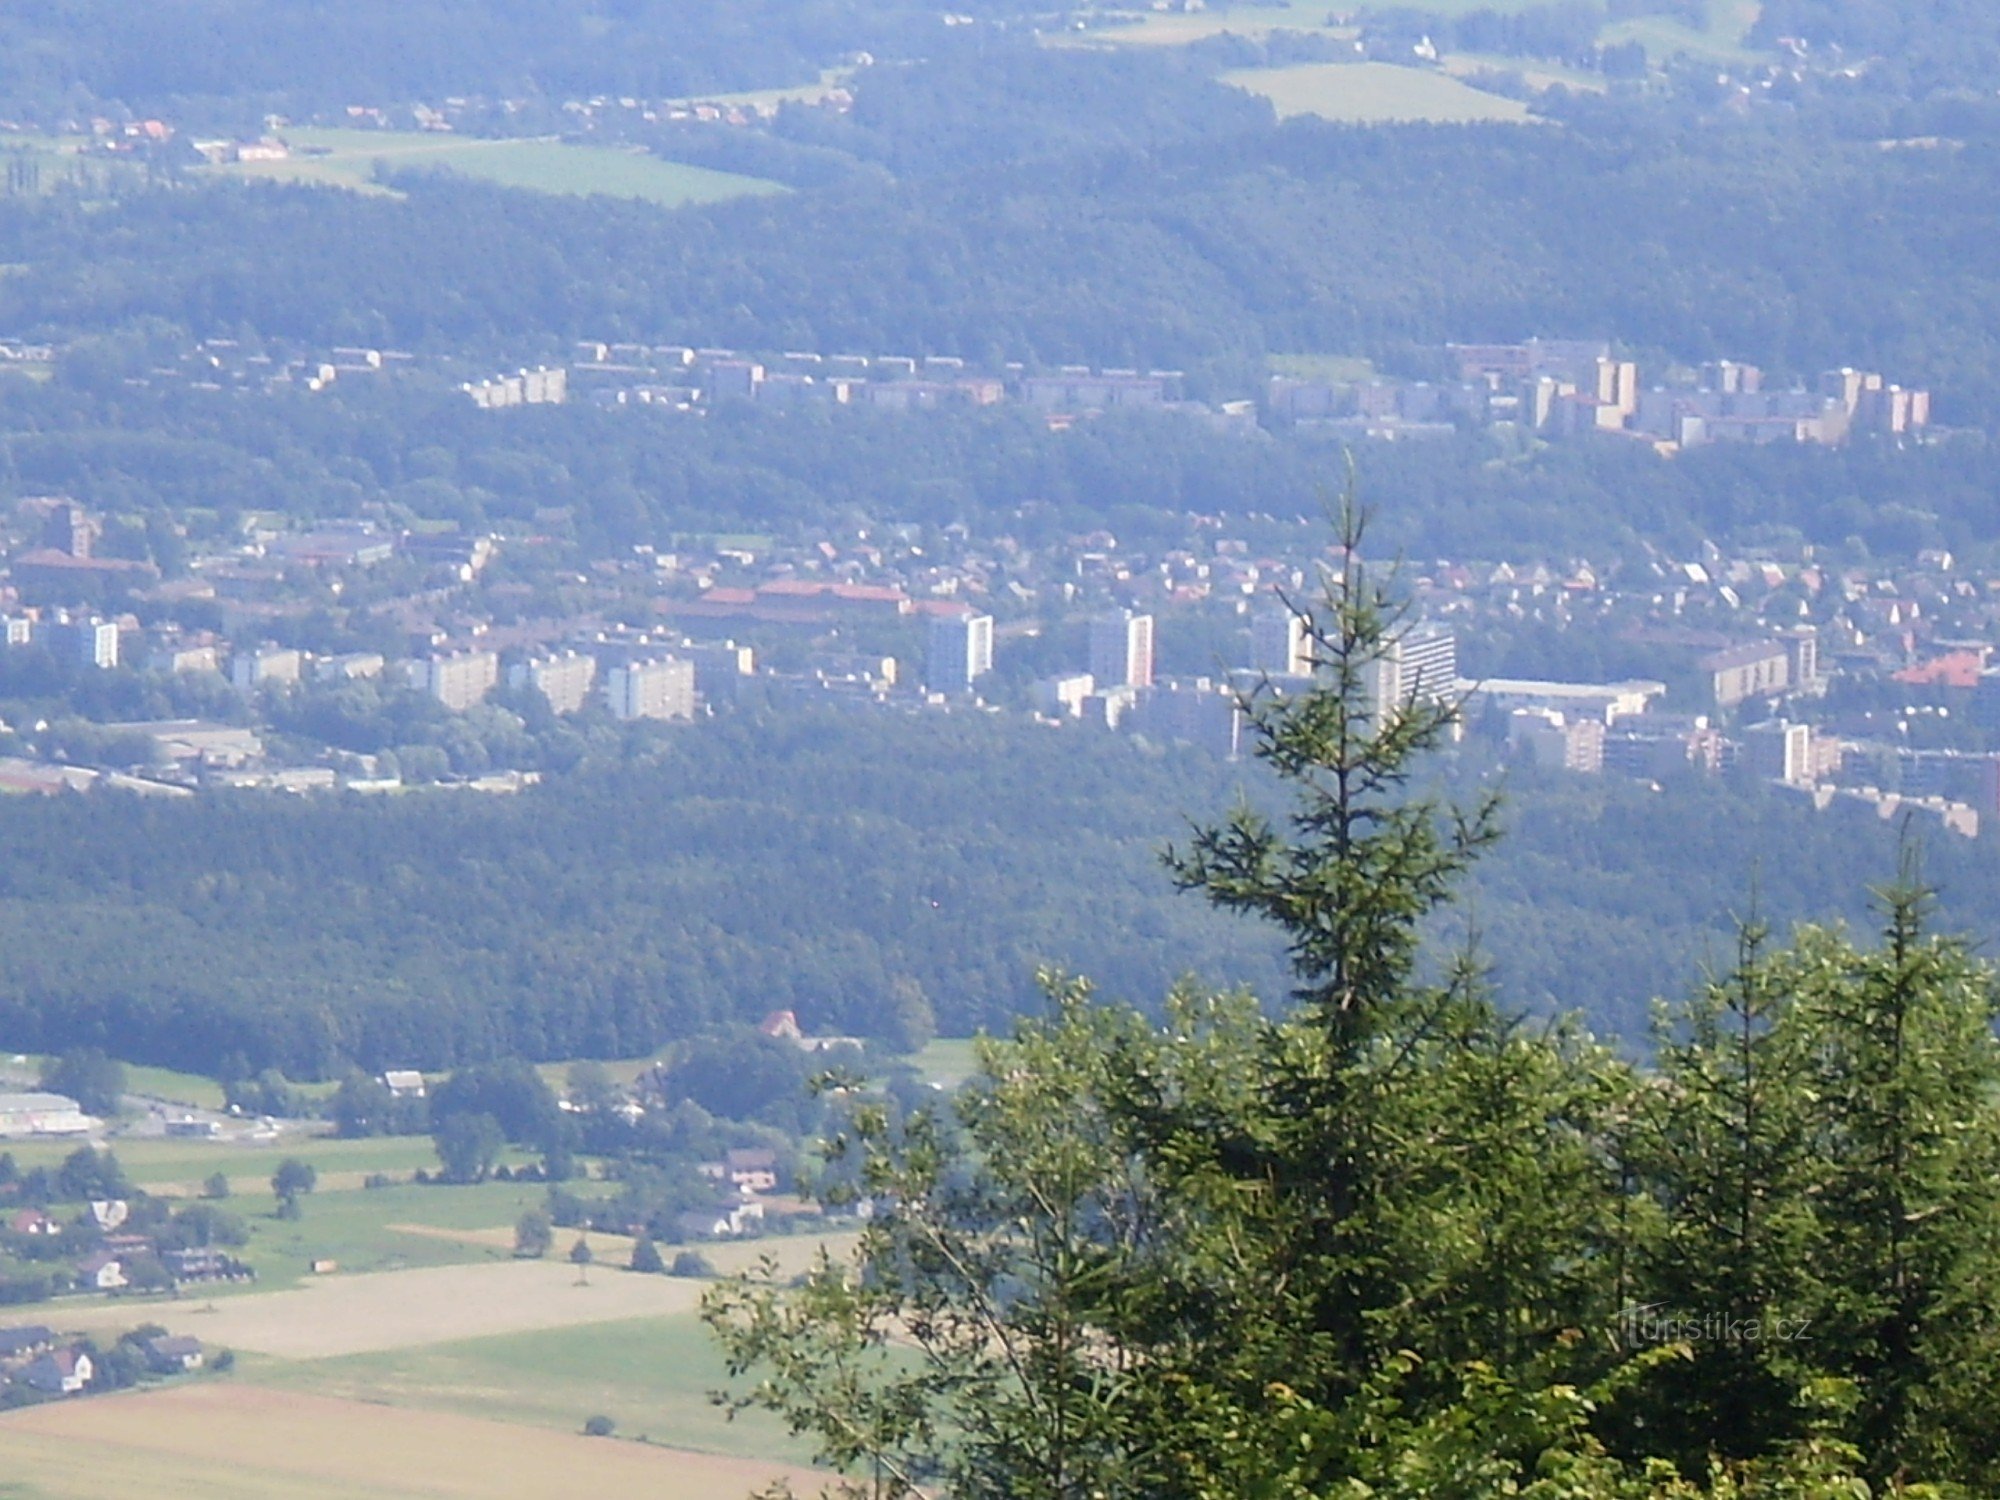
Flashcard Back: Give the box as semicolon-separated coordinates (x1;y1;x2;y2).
206;128;786;207
244;1312;811;1459
1223;61;1535;124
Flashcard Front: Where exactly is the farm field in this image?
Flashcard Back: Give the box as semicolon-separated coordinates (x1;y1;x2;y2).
55;1256;707;1357
205;127;785;206
244;1311;810;1458
1068;0;1553;47
0;1384;825;1500
1222;62;1535;123
699;1228;861;1280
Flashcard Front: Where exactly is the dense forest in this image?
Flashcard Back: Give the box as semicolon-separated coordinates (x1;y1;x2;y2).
0;0;1041;124
0;705;1989;1079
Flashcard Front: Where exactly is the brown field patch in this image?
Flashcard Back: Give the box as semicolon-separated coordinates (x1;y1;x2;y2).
701;1229;863;1279
52;1257;706;1358
0;1383;824;1500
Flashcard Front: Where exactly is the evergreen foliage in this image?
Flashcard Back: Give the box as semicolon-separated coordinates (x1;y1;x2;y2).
706;504;2000;1495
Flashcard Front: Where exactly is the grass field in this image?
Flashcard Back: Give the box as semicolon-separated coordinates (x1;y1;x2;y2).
244;1312;810;1459
119;1064;227;1111
0;1133;456;1195
909;1035;986;1086
0;1384;826;1500
0;134;144;198
534;1054;663;1095
671;66;855;111
1060;6;1350;48
1441;52;1608;93
206;127;785;206
1072;0;1766;68
1069;0;1557;47
1223;61;1535;123
1603;0;1765;62
229;1177;599;1289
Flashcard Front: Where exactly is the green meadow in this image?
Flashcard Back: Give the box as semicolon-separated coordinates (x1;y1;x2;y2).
1223;61;1535;123
208;128;786;206
243;1312;807;1458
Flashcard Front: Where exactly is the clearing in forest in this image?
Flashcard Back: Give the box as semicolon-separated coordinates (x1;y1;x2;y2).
1222;61;1535;124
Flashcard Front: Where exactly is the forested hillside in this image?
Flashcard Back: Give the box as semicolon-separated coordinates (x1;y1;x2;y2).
7;117;2000;416
0;0;1034;121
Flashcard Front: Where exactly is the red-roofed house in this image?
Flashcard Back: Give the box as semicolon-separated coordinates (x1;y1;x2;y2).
1893;650;1987;691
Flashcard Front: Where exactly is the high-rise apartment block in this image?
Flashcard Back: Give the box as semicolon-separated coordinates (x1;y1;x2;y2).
233;643;302;691
1743;720;1814;786
1251;604;1313;677
1089;610;1154;689
508;651;598;715
1349;623;1460;736
926;613;994;693
62;617;119;671
1779;625;1819;694
1393;623;1458;706
1132;678;1245;759
605;657;696;721
680;641;755;707
411;650;499;711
